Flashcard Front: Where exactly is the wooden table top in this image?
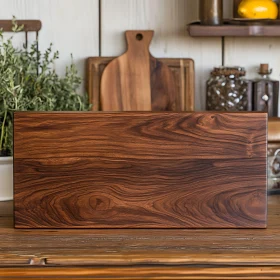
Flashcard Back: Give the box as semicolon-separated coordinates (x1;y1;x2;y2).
1;196;280;279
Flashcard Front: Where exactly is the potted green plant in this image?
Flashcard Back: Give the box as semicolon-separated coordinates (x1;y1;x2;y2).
0;21;90;201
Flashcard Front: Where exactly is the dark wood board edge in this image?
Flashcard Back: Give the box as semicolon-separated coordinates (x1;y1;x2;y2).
2;266;280;279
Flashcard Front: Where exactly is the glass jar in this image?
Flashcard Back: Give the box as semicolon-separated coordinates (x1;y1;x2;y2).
206;67;249;111
268;147;280;193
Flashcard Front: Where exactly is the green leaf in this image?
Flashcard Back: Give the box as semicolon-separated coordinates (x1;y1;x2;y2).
0;17;91;156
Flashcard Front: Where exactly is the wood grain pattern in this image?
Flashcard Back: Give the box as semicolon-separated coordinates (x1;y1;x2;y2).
100;30;178;111
1;197;280;278
3;266;280;279
268;118;280;143
87;57;195;112
14;112;266;160
13;112;267;229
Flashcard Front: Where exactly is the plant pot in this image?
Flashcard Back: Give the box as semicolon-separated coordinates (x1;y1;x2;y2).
0;157;13;201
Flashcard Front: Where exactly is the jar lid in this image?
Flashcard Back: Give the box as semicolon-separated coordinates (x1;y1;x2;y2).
211;66;246;77
259;64;272;75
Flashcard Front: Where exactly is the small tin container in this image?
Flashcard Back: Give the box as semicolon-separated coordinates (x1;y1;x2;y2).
199;0;223;25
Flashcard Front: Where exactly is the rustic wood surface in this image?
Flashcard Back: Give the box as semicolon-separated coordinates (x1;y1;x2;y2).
0;196;280;279
87;56;195;112
13;112;267;229
100;30;179;111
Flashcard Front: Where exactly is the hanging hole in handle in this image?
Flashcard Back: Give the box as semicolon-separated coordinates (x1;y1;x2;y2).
136;33;143;41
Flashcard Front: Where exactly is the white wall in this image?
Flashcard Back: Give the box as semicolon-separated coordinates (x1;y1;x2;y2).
0;0;99;91
1;0;280;110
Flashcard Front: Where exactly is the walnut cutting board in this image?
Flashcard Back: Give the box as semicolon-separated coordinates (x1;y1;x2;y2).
86;31;195;112
14;112;267;229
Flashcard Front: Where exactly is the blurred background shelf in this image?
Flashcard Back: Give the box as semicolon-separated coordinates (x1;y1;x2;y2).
269;117;280;142
188;20;280;37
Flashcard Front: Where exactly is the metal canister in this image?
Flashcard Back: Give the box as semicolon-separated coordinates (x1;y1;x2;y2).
252;64;279;117
233;0;242;18
199;0;223;25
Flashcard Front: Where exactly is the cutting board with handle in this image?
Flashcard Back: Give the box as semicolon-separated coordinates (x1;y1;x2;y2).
101;30;177;111
86;31;195;112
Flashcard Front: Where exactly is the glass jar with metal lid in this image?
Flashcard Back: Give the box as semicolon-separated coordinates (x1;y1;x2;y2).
206;66;249;111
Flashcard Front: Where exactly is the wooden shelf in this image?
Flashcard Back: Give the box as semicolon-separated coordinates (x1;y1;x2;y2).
188;21;280;37
0;20;41;32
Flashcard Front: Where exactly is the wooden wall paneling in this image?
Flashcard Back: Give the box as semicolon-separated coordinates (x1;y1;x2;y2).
0;0;99;93
101;0;222;111
224;37;280;116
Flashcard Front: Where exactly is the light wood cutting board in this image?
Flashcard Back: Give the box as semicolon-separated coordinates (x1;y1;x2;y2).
86;31;195;112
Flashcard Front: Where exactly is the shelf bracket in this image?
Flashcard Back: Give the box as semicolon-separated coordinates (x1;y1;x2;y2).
222;36;225;66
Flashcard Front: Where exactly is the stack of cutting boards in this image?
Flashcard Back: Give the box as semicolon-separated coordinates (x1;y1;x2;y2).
86;30;195;112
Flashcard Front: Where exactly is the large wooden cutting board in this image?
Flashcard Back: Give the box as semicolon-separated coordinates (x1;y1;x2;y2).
86;32;195;112
14;112;267;229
